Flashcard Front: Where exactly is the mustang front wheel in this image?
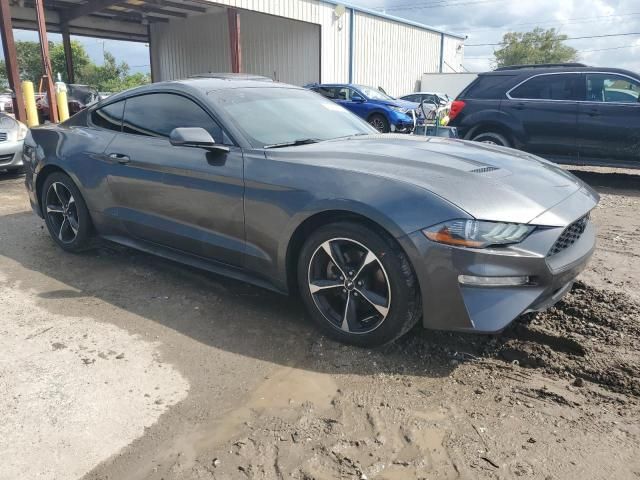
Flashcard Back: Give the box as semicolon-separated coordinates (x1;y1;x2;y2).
298;222;421;346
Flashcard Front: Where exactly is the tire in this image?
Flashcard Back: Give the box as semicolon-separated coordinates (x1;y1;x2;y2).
297;221;421;347
471;131;511;147
41;172;93;252
368;114;390;133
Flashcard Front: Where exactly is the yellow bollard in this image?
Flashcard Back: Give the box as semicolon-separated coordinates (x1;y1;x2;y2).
55;82;69;122
21;80;39;127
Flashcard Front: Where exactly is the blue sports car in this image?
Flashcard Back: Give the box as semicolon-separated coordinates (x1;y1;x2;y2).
306;83;420;133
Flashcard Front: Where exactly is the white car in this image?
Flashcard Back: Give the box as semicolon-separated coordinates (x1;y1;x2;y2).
0;113;28;173
399;91;451;107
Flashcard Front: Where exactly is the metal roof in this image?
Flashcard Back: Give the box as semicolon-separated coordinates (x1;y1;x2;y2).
321;0;466;40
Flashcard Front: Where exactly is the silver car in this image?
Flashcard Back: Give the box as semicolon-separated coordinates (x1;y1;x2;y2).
0;113;27;173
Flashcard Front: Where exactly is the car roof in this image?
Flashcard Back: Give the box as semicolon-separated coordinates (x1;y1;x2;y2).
481;66;640;78
101;77;302;105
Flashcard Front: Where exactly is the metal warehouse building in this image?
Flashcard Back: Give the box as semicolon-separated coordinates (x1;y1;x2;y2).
149;0;466;95
3;0;465;111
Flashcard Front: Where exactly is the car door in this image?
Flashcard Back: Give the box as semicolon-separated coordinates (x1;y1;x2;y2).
105;92;245;267
505;73;583;159
577;72;640;164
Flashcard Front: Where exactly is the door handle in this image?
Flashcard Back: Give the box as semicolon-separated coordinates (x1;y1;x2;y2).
587;109;600;117
108;153;130;164
513;103;526;110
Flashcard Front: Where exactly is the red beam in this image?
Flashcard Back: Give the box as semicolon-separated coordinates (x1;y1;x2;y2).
0;0;27;122
34;0;58;122
227;8;241;73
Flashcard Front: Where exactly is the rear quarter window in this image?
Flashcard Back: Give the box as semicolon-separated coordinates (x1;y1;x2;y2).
461;74;518;99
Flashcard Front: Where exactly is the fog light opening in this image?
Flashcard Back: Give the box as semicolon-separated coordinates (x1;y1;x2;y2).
458;275;530;287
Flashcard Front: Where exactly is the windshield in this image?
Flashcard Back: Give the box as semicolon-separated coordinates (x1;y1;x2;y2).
356;85;394;101
211;87;376;148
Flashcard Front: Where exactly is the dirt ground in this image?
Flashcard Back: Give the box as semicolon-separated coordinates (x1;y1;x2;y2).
0;166;638;480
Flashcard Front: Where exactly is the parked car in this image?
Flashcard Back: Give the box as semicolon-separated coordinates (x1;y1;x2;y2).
448;63;640;168
24;78;598;346
306;83;420;133
37;84;100;122
399;91;450;107
0;113;28;173
0;93;14;114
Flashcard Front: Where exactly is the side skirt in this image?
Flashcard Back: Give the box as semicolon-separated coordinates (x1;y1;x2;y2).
101;235;288;295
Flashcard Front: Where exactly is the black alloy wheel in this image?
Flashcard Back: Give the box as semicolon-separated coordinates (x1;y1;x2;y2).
298;222;421;347
307;237;391;335
42;172;93;252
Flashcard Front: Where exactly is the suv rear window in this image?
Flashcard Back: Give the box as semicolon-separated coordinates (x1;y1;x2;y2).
462;74;517;99
509;73;583;101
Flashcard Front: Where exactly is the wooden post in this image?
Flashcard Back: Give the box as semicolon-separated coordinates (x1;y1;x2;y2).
34;0;58;122
227;8;241;73
0;0;27;122
61;25;75;84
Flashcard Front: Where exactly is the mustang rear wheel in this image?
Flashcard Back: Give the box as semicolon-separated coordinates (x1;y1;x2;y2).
42;172;93;252
298;222;421;347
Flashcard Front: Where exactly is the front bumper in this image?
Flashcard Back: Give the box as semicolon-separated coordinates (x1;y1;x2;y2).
0;139;24;169
388;111;416;133
400;209;597;334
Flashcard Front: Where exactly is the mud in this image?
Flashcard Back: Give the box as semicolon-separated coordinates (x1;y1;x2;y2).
1;167;639;480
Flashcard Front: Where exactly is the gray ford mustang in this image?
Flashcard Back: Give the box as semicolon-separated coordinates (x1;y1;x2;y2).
23;78;599;346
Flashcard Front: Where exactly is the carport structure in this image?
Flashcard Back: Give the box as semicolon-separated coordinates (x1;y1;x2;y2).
1;0;221;122
2;0;465;123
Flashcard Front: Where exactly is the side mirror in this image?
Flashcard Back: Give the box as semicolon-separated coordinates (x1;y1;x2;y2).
352;94;365;103
169;127;230;152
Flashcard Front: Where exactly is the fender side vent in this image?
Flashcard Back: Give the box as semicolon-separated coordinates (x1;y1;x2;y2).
470;166;500;174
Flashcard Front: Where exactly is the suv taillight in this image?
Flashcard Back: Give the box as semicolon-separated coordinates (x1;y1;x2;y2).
449;100;466;122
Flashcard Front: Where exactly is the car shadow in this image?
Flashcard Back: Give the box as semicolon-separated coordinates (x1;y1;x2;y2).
0;171;24;181
568;168;640;197
0;210;475;380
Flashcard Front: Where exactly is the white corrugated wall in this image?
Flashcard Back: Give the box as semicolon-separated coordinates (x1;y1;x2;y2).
241;12;320;85
150;10;230;80
352;11;441;97
149;0;464;92
442;35;465;73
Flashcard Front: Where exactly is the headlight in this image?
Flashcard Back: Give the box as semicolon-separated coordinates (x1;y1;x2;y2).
423;219;535;248
17;122;28;140
389;105;409;114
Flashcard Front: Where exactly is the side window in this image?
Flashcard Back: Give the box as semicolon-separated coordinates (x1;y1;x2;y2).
122;93;226;144
586;73;640;103
510;74;583;101
403;94;420;102
315;87;337;99
336;87;351;101
91;101;124;132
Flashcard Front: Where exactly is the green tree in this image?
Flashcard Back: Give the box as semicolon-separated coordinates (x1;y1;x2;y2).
494;28;578;68
0;59;8;90
0;40;149;93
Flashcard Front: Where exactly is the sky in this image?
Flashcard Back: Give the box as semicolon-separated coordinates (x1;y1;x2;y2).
348;0;640;72
3;0;640;76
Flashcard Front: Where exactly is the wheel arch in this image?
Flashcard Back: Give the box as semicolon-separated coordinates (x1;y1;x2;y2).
35;164;69;213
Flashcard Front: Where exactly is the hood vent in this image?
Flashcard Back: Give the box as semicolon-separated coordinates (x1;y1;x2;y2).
470;166;500;174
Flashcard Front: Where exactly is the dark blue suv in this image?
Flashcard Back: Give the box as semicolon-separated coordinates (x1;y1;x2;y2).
306;83;420;133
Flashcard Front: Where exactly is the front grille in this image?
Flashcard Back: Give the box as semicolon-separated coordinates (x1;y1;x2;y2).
0;153;14;163
0;132;7;142
548;214;589;256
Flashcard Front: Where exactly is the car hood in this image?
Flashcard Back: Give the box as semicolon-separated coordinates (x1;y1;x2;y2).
377;99;420;110
267;134;598;225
